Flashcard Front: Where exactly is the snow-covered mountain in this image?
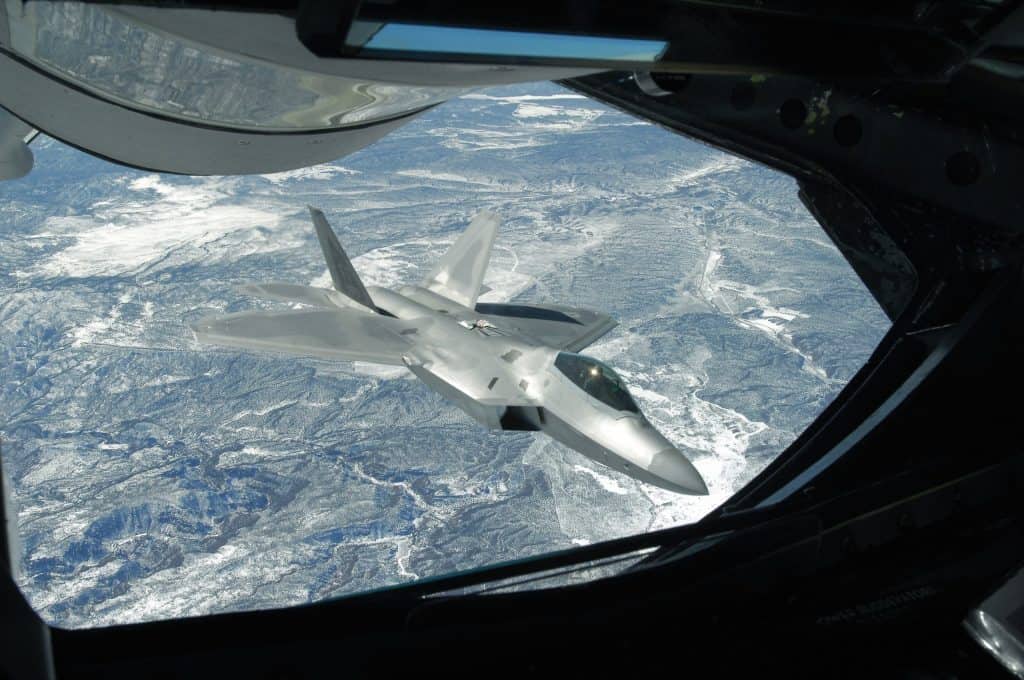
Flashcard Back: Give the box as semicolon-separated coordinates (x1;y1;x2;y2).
0;82;889;627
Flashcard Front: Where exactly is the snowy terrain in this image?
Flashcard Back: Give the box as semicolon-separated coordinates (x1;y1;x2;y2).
0;82;889;627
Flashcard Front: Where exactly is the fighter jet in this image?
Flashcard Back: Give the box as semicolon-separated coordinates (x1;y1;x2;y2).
190;208;709;495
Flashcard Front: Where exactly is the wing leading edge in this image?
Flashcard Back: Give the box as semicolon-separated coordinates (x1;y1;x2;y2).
236;282;369;311
190;308;427;365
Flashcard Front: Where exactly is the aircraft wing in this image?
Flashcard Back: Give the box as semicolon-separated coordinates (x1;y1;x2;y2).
475;303;618;352
236;282;368;311
190;308;426;365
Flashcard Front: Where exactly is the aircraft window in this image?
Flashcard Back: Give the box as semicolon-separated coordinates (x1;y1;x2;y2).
1;78;890;627
555;353;640;413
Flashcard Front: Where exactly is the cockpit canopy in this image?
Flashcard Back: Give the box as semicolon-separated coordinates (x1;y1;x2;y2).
554;352;640;414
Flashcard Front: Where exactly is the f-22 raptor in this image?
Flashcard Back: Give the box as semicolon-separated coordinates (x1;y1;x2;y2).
191;208;709;495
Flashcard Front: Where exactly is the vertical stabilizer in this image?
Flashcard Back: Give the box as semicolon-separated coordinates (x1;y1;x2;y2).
421;211;500;308
308;207;376;312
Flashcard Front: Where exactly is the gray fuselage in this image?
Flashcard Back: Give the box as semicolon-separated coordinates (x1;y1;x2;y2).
367;284;708;496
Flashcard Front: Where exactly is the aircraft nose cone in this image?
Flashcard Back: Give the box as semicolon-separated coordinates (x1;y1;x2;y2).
648;448;709;495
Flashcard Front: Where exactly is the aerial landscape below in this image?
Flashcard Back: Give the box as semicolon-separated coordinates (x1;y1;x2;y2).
0;81;890;627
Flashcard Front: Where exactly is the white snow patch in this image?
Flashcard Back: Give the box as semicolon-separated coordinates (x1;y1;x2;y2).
461;93;586;102
347;362;408;379
671;156;746;187
31;175;284;278
140;374;191;388
434;128;547;152
743;317;787;336
261;165;359;184
394;169;494;186
512;104;603;130
513;104;564;118
71;312;120;347
217;445;292;467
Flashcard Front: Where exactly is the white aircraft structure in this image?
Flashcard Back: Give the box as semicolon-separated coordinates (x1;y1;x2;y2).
191;208;708;495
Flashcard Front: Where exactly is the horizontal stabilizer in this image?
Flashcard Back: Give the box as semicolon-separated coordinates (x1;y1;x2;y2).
421;211;500;308
191;308;427;365
309;207;376;312
237;282;374;312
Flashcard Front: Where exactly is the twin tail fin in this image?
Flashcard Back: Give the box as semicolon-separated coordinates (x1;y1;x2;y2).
308;206;377;312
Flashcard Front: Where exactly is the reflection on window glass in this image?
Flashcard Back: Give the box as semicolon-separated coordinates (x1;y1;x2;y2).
555;353;640;413
360;22;668;62
0;81;890;628
14;2;465;130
